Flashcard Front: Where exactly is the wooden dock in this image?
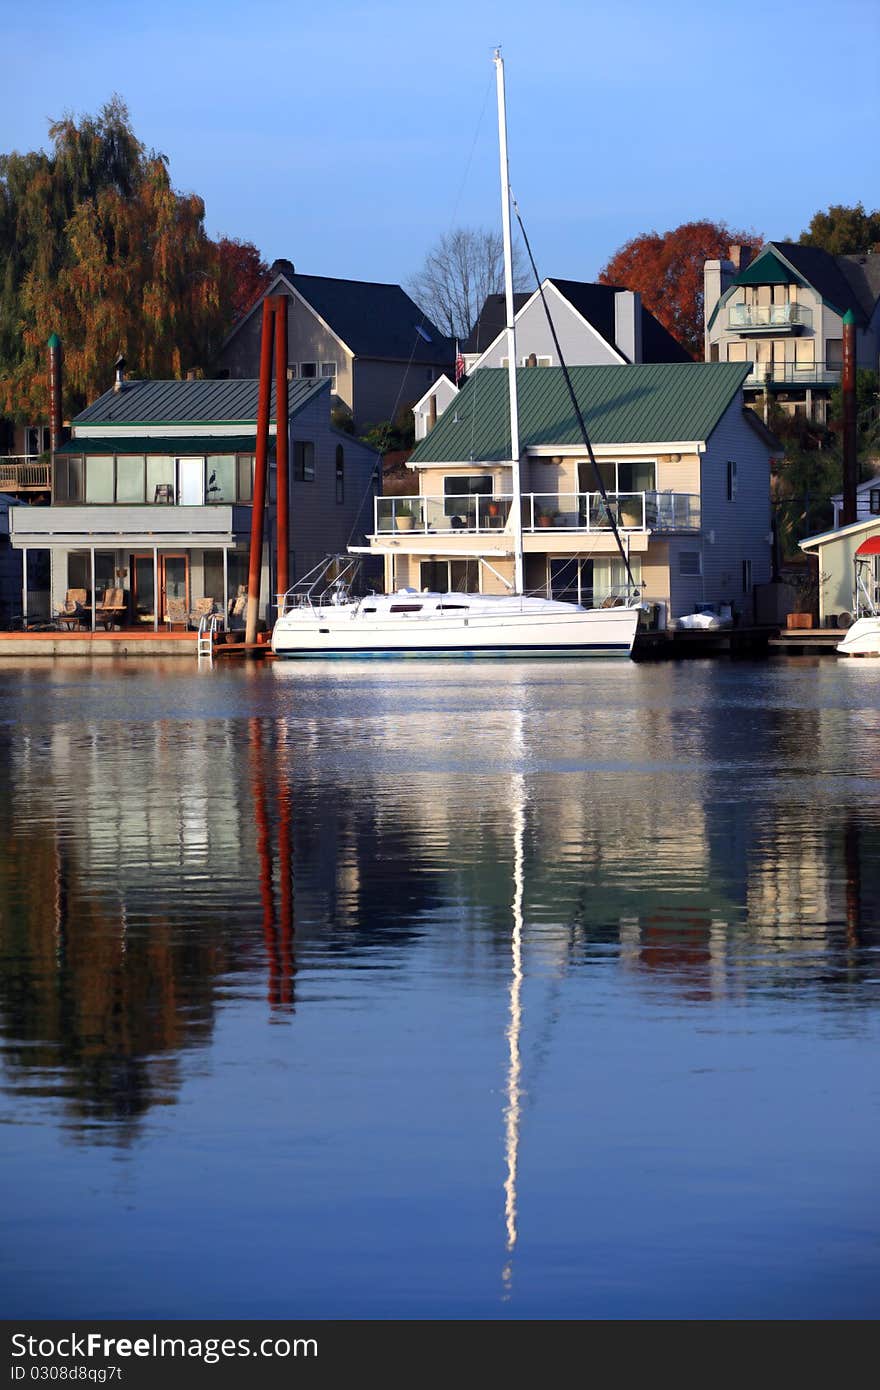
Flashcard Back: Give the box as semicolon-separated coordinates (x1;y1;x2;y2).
0;629;275;658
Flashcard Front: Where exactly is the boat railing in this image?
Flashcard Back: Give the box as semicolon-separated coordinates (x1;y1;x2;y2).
277;555;362;617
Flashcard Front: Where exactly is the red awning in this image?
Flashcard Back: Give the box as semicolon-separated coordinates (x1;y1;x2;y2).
855;536;880;556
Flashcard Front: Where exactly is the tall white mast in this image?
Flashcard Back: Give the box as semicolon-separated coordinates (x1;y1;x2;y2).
494;48;525;596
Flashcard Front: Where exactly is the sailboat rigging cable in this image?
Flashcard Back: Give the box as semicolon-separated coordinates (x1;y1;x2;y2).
510;198;639;595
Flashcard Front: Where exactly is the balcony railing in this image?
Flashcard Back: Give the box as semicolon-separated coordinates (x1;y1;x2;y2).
728;303;812;330
374;492;700;536
743;360;840;387
0;457;51;491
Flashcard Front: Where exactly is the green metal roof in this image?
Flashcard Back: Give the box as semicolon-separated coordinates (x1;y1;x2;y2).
409;363;751;463
57;435;261;455
732;249;805;288
73;376;327;425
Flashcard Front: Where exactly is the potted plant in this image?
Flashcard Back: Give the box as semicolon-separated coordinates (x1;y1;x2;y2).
537;509;559;528
395;504;415;531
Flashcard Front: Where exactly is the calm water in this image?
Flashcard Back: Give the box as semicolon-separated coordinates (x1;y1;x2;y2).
1;655;879;1320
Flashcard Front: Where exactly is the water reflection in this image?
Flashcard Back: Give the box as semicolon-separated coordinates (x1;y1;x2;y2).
1;657;879;1316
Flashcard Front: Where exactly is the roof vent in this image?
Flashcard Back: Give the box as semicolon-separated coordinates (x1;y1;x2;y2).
113;354;126;393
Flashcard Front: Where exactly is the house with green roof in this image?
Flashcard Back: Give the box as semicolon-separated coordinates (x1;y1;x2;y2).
368;362;777;624
704;241;880;424
10;374;378;630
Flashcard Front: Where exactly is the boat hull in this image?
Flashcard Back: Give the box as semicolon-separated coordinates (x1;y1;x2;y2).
272;603;639;659
837;616;880;656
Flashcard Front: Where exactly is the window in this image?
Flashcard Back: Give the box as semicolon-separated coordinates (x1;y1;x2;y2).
115;455;144;504
419;559;479;593
55;455;83;503
206;455;235;504
321;362;337;382
335;445;344;504
679;551;702;577
727;460;737;502
147;456;175;504
443;474;491;521
870;489;880;516
25;426;48;457
237;454;255;502
294;441;315;481
827;339;843;370
300;362;317;379
203;551;224;602
727;342;749;363
287;364;298;380
85;455;114;503
794;338;815;372
742;559;752;593
521;355;552;367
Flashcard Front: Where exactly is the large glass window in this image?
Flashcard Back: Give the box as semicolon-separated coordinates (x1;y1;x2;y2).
116;455;144;503
147;456;175;504
203;551;224;603
85;455;114;503
237;455;254;502
55;456;83;503
419;559;479;593
617;462;655;493
206;455;235;503
443;474;491;520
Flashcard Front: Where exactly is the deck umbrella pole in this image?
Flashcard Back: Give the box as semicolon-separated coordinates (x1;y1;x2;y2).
275;295;290;607
246;297;276;646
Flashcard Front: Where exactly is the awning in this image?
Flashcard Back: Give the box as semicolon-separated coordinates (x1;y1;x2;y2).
56;435;261;455
855;536;880;556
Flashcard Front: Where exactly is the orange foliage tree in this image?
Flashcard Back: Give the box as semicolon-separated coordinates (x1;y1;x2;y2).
0;98;266;422
599;220;763;359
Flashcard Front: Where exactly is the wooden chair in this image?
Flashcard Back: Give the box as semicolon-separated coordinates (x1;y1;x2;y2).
227;587;247;633
95;588;127;630
56;589;88;630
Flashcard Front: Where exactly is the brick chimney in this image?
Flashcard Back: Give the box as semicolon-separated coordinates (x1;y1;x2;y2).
728;244;753;272
614;290;643;363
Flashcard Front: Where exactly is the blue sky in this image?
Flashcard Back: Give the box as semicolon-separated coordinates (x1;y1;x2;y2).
3;0;878;288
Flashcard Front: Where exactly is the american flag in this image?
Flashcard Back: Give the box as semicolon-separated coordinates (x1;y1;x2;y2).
455;340;465;384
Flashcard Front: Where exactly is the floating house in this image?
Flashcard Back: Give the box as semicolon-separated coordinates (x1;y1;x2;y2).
10;375;379;629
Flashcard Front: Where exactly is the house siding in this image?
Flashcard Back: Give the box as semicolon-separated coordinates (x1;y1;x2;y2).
286;396;378;581
474;292;622;369
219;291;354;417
697;400;772;622
353;358;445;431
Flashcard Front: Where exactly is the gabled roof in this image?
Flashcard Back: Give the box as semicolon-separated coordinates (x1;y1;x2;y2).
462;293;531;353
409;363;750;463
548;279;692;363
800;514;880;550
732;243;880;324
463;280;692;365
74;377;329;426
286;273;453;362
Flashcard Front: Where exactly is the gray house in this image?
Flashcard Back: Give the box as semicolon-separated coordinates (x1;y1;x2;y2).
415;279;690;440
217;260;454;430
10;377;379;628
704;242;880;423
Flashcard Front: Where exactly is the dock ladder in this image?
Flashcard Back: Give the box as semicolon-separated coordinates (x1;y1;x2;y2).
197;614;219;665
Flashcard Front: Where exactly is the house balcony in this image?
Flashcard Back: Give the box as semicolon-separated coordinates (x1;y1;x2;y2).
727;303;812;333
743;361;840;388
0;457;52;492
373;492;700;539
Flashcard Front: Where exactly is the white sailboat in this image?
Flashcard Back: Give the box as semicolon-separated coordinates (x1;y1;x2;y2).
271;52;641;661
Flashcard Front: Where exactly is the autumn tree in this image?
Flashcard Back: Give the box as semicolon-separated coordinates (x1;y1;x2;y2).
798;203;880;256
216;237;271;324
0;98;266;422
599;220;763;358
407;227;528;341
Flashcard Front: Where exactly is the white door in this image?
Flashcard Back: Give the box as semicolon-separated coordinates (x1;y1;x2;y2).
177;458;204;505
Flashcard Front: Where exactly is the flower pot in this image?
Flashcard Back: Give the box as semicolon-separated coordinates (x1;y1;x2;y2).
537;515;552;528
786;612;813;630
396;515;414;531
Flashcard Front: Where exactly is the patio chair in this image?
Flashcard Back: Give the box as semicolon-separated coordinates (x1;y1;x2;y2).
165;597;189;631
95;588;127;630
188;597;217;630
227;586;247;634
56;589;88;630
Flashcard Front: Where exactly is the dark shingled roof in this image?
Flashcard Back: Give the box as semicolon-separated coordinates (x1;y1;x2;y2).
734;243;880;325
410;363;750;463
462;281;692;363
74;377;329;425
462;293;531;353
284;274;454;364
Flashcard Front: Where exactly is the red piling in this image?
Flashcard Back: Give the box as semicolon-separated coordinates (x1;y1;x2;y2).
245;298;277;646
274;296;290;605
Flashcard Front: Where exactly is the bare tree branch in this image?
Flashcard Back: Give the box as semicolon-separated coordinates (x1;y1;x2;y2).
406;227;528;341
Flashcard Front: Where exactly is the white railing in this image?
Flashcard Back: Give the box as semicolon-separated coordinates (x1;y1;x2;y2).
0;457;51;490
743;361;841;386
374;492;700;535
